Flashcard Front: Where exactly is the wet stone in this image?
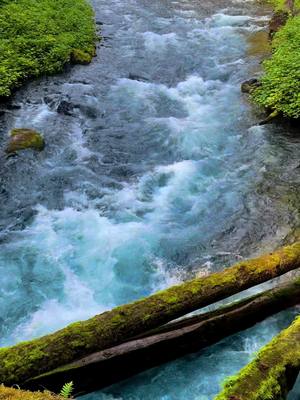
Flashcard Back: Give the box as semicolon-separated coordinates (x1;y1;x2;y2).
6;128;45;154
57;100;75;116
241;78;261;93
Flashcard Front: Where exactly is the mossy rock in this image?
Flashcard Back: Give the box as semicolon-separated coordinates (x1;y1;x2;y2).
6;128;45;154
0;385;62;399
70;48;94;65
247;30;271;57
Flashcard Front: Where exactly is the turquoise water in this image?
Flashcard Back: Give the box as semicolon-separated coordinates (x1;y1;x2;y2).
0;0;299;398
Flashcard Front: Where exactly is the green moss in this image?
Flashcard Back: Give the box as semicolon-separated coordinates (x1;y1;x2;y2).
267;0;300;11
214;316;300;400
165;296;179;304
71;49;94;65
0;0;96;97
252;2;300;118
0;385;63;399
6;128;45;153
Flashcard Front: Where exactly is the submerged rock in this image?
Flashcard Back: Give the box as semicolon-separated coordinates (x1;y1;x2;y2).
241;78;261;93
128;73;149;82
247;30;271;57
6;128;45;154
57;100;74;116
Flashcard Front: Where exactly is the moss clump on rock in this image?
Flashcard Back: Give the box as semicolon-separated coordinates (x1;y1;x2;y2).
6;128;45;154
0;0;96;97
71;49;95;65
0;385;63;399
214;315;300;400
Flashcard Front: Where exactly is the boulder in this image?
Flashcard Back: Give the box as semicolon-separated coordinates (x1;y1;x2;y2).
269;10;289;38
241;78;261;93
57;100;74;115
6;128;45;154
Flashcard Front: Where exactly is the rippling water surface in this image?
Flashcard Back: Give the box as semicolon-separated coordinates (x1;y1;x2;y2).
0;0;299;398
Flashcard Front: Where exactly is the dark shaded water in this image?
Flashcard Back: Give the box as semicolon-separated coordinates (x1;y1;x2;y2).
0;0;299;398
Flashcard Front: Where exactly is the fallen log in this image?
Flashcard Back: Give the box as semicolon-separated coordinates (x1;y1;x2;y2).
0;385;63;400
24;275;300;396
0;242;299;387
214;315;300;400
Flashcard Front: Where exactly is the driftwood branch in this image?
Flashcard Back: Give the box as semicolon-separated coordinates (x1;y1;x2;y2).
0;242;299;387
214;314;300;400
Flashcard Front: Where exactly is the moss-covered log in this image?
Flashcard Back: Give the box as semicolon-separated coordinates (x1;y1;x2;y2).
24;275;300;395
0;385;62;400
214;315;300;400
0;242;300;387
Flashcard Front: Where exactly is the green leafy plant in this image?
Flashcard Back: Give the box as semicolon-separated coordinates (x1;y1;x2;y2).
0;0;96;97
60;381;74;398
252;14;300;118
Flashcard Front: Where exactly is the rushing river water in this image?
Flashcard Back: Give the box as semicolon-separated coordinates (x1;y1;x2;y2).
0;0;300;398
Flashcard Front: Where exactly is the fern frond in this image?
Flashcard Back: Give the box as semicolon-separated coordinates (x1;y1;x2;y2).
60;381;74;398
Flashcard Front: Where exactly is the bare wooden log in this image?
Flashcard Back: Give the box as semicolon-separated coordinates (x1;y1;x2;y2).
23;275;300;395
214;315;300;400
0;242;299;387
0;385;62;400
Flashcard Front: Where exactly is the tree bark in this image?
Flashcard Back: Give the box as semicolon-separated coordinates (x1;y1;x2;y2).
23;275;300;396
214;315;300;400
0;242;299;387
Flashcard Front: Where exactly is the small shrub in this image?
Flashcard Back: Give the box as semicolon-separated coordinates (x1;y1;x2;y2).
0;0;96;96
252;15;300;118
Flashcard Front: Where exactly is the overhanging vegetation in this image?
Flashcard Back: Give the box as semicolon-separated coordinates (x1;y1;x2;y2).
252;0;300;118
0;0;96;97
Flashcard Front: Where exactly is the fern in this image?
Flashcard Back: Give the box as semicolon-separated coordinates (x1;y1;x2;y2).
60;381;74;398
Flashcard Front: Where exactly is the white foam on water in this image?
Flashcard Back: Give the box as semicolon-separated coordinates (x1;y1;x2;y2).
69;123;93;161
110;74;238;159
12;103;55;130
210;13;255;26
142;32;179;51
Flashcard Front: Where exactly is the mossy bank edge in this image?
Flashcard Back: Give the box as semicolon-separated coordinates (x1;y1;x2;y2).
252;0;300;119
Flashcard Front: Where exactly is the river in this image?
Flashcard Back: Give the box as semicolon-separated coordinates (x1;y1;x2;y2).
0;0;299;398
